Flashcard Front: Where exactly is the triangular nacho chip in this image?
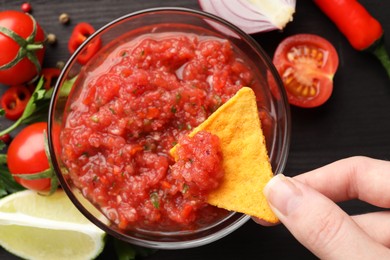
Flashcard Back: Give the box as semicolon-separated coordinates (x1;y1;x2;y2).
171;87;278;223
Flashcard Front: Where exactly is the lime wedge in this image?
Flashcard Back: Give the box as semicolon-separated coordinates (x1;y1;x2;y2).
0;189;105;260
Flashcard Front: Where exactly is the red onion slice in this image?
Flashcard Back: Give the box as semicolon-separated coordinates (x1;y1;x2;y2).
199;0;296;34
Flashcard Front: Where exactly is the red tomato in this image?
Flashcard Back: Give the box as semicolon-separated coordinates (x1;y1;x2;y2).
1;85;31;120
7;122;51;191
272;34;339;108
0;11;45;85
68;22;101;64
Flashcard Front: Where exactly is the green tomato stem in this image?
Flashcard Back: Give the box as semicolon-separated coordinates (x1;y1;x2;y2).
26;43;44;51
0;14;42;75
13;168;54;180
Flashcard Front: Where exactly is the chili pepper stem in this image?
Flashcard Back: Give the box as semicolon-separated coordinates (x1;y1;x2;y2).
371;40;390;79
26;43;44;51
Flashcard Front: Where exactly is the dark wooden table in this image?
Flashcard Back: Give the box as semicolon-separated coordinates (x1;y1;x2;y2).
0;0;389;259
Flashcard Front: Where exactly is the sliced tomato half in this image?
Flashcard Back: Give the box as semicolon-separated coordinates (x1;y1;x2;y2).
272;34;339;108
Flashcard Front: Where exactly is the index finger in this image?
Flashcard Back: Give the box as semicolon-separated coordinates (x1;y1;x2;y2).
294;156;390;208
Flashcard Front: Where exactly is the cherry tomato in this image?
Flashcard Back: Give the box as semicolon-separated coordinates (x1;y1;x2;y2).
68;22;101;64
272;34;339;108
21;2;32;13
0;11;45;85
7;122;51;191
0;85;31;120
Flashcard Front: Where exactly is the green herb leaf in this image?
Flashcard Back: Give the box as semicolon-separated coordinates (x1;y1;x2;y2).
0;77;47;136
0;152;25;197
182;183;189;194
0;154;7;165
171;106;177;113
0;76;77;137
60;76;77;97
175;92;182;103
0;141;5;151
0;165;25;198
150;191;160;209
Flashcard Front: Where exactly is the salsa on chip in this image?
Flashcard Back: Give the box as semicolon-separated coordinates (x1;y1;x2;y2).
171;87;278;223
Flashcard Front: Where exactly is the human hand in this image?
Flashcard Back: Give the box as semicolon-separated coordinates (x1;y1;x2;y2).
256;156;390;259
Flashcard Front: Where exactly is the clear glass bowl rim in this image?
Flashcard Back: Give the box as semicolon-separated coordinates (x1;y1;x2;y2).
48;6;291;249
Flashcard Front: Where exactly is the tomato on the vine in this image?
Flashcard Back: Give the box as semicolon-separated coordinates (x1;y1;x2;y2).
7;122;52;191
272;34;339;108
1;85;31;120
0;11;45;85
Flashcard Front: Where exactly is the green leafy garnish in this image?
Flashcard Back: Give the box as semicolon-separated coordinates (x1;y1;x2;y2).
0;141;5;151
150;191;160;209
0;155;25;198
182;183;189;194
0;154;6;165
0;77;47;136
0;76;77;137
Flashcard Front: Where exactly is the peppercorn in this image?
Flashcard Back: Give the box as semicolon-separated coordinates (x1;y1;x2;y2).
56;61;65;70
46;33;57;45
59;13;70;24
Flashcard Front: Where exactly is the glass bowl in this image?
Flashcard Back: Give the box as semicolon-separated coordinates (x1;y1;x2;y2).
48;7;290;249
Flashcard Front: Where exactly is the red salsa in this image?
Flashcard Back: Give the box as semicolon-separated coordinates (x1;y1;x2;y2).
61;30;264;232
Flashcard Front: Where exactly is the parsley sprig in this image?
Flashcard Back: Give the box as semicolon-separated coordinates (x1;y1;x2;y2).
0;76;76;137
0;154;25;198
0;77;48;136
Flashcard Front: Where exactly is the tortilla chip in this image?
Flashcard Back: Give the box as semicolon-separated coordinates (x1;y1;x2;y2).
170;87;278;223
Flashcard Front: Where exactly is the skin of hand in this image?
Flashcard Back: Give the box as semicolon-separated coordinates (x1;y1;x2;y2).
255;156;390;259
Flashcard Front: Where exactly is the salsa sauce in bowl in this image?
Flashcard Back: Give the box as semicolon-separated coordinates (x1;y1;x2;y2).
61;28;265;232
50;8;290;249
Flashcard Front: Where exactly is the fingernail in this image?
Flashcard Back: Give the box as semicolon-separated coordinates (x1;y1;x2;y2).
263;174;303;217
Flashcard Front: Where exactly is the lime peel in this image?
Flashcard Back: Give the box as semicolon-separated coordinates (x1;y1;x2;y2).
0;189;106;260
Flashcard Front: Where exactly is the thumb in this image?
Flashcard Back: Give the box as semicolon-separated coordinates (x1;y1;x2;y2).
263;174;389;259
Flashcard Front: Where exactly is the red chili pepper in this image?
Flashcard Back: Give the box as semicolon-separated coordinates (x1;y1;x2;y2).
41;68;61;90
1;85;31;120
68;22;101;65
314;0;390;78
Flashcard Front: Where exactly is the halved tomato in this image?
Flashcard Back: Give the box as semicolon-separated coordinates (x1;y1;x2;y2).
272;34;339;108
